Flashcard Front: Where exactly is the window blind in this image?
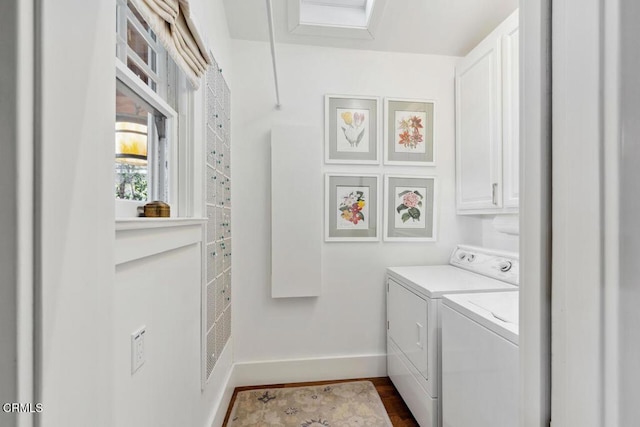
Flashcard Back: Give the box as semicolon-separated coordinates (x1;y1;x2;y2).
130;0;212;88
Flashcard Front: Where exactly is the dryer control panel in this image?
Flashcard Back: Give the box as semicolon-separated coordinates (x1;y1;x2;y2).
449;245;519;286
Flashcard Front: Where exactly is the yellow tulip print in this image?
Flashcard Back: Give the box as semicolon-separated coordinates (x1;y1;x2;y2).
341;111;353;126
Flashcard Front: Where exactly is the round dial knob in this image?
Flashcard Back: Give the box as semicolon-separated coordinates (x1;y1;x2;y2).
499;261;513;272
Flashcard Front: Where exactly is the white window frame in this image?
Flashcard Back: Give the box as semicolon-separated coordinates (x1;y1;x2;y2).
115;60;179;218
116;0;167;95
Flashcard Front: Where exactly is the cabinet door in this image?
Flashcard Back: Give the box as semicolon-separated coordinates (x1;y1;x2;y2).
387;279;428;378
502;24;520;209
455;34;503;212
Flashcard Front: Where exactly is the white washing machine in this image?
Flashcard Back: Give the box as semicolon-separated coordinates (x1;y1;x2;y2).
441;291;520;427
386;245;519;427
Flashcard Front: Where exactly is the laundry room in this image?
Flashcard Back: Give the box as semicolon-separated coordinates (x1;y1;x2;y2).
7;0;529;425
229;1;522;425
13;0;631;425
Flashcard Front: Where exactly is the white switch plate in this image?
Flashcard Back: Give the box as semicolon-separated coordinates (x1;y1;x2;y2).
131;326;146;374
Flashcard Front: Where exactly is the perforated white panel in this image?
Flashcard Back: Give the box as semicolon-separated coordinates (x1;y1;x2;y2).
204;53;231;384
206;327;216;378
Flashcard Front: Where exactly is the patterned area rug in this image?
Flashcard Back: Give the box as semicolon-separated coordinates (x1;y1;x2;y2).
227;381;393;427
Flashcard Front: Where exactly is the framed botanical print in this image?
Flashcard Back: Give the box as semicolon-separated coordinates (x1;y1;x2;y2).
384;98;435;166
325;95;380;164
325;174;380;242
384;175;437;242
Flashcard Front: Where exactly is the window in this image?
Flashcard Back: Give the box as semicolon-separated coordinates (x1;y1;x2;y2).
115;0;183;217
115;81;168;202
116;0;166;95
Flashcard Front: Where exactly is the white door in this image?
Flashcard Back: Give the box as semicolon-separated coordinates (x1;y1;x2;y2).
455;29;503;212
387;279;429;378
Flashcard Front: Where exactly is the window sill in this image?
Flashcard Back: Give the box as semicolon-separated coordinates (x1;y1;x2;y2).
115;217;207;231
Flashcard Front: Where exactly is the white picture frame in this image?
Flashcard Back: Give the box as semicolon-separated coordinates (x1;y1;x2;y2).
325;173;381;242
384;97;436;166
384;174;438;242
325;94;381;165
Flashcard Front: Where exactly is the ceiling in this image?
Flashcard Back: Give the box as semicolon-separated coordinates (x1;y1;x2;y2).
223;0;518;57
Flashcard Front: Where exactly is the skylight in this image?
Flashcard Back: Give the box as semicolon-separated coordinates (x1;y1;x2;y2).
302;0;368;9
298;0;375;29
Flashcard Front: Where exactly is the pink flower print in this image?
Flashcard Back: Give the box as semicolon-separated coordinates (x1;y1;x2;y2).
403;192;420;208
412;128;423;143
397;190;424;223
353;112;364;128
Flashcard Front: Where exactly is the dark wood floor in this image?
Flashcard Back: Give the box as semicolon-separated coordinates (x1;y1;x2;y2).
222;377;419;426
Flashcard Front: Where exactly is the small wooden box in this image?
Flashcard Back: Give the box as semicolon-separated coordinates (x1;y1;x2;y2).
143;201;170;217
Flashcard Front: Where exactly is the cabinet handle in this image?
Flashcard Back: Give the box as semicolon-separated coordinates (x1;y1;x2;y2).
492;183;498;205
416;322;423;349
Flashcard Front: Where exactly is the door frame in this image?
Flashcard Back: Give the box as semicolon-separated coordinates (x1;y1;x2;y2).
549;0;621;426
520;1;552;427
0;0;35;426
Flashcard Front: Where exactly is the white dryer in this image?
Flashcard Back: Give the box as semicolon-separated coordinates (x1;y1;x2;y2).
441;291;520;427
386;245;519;427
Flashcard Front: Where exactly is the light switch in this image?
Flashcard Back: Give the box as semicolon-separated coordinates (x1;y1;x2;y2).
131;326;146;374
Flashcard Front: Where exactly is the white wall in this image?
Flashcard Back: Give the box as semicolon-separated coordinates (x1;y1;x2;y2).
38;1;116;425
551;0;604;425
198;0;233;88
115;245;200;426
480;216;519;252
231;41;482;368
113;228;230;427
519;1;552;426
37;1;234;426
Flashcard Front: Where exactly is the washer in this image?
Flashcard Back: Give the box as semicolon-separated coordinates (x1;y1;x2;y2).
386;245;519;427
441;291;520;427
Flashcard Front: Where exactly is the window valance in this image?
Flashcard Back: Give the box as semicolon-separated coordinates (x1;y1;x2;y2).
130;0;212;88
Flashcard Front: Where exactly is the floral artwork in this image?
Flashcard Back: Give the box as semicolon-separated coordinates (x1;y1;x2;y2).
336;186;369;230
326;95;379;164
394;186;427;229
336;108;369;153
394;111;427;154
384;175;435;241
326;174;379;241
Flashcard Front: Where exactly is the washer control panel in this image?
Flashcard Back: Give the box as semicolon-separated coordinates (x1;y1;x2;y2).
450;245;519;285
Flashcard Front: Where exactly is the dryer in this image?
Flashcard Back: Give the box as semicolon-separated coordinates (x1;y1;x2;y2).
386;245;519;427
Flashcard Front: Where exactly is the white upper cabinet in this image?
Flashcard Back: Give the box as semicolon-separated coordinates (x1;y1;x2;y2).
455;30;503;211
455;10;519;214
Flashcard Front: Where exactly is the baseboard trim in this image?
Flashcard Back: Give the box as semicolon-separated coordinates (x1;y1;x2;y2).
232;353;388;387
207;341;235;427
